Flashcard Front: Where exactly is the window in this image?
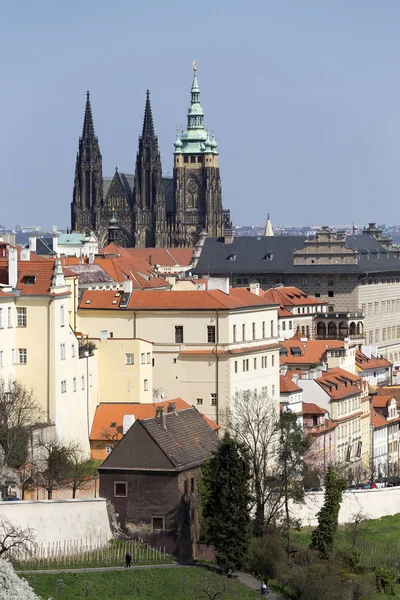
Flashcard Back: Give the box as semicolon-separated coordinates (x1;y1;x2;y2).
289;320;292;329
270;320;274;337
242;324;246;341
60;343;66;360
11;349;15;364
207;325;216;343
0;308;3;328
234;360;238;373
18;348;27;364
252;322;256;340
81;376;85;390
72;344;75;358
196;398;203;405
243;359;249;372
60;305;65;327
233;324;236;342
262;321;266;338
262;386;268;396
253;357;257;370
0;351;3;368
190;156;196;163
141;353;145;364
73;377;76;392
282;321;286;331
191;478;195;493
328;290;334;297
114;482;127;497
146;352;151;364
144;379;148;391
106;444;114;454
152;517;164;531
184;156;189;163
175;326;183;343
61;380;67;394
272;385;275;397
17;307;27;327
7;307;12;328
272;355;275;367
210;393;217;406
327;279;334;286
375;329;379;343
126;353;134;365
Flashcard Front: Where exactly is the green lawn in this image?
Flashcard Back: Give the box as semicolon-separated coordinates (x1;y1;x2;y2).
24;567;259;600
290;512;400;567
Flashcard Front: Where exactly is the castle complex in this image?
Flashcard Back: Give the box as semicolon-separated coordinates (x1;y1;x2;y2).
71;65;230;247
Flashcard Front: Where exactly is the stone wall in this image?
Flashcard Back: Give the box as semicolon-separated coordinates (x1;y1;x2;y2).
290;487;400;527
0;498;111;547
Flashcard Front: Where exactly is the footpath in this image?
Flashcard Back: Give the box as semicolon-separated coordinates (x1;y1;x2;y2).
236;570;284;599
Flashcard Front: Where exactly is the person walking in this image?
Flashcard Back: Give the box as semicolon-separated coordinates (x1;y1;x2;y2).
125;552;132;568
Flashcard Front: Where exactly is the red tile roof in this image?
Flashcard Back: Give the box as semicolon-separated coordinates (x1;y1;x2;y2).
0;259;71;296
372;395;394;408
356;350;392;371
262;286;325;308
79;287;278;311
280;335;345;366
89;398;218;441
100;244;194;267
280;374;302;393
372;409;388;429
302;402;326;415
315;367;362;401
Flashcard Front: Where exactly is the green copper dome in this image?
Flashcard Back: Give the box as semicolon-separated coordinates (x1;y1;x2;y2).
176;64;218;155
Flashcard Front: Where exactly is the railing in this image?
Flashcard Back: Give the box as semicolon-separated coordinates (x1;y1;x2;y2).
316;334;365;341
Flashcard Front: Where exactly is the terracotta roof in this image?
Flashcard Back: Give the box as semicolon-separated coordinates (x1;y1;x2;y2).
372;395;394;408
302;402;326;415
90;398;219;441
356;350;392;371
79;287;278;311
280;374;302;393
315;367;362;401
0;258;71;296
372;409;388;429
262;286;325;308
375;386;400;403
100;244;194;268
280;335;345;366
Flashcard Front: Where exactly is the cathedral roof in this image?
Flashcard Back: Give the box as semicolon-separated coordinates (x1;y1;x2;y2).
102;173;174;212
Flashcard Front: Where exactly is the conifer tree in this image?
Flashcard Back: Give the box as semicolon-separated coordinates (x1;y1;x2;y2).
310;466;347;558
200;432;251;574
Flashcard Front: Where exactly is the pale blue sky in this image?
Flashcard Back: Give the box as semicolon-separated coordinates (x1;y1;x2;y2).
1;1;400;229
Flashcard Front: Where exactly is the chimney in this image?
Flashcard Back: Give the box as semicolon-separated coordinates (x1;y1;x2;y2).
52;234;59;257
249;281;260;296
156;407;167;430
167;402;177;415
8;246;18;288
223;225;234;244
88;252;94;264
123;279;133;294
123;414;135;434
28;235;37;252
20;248;30;262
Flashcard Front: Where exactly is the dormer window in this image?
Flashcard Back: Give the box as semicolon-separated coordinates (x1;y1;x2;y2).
263;254;273;261
227;253;237;261
22;275;36;285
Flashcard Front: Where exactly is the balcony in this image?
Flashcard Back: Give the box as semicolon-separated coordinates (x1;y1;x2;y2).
315;312;364;343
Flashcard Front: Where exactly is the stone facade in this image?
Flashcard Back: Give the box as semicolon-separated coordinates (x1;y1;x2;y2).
71;70;230;248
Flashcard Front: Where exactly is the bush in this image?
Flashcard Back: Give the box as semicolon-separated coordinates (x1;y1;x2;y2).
247;532;285;580
375;565;396;595
334;547;361;570
0;559;40;600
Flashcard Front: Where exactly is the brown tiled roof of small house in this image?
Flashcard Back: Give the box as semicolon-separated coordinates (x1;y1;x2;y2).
356;350;392;371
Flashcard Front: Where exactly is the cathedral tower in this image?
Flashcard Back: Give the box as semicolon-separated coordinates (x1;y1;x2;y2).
172;63;228;246
71;92;103;233
132;90;166;247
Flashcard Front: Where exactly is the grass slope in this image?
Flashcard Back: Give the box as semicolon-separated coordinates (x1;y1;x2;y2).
24;567;259;600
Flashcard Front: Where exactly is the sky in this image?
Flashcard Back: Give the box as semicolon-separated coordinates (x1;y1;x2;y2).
1;1;400;229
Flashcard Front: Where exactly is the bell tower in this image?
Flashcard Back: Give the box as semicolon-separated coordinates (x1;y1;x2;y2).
172;62;228;246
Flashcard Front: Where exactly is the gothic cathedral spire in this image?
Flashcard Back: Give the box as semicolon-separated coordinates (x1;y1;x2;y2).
71;91;103;233
132;90;166;247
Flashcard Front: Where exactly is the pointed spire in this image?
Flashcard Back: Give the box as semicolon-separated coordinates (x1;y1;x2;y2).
82;91;95;139
264;214;274;237
142;89;155;139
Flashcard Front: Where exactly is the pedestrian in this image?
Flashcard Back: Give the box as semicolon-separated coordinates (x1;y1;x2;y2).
125;551;132;568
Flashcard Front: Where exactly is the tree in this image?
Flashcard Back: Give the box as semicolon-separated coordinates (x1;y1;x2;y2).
199;432;251;574
223;391;281;536
346;509;367;548
0;558;41;600
37;438;73;499
310;466;347;558
66;447;99;498
0;379;43;470
0;517;35;558
278;411;311;553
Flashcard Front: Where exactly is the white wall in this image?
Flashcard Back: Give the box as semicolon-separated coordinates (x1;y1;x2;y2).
0;498;111;546
290;487;400;527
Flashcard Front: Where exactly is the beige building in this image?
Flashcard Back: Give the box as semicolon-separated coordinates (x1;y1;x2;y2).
77;287;280;422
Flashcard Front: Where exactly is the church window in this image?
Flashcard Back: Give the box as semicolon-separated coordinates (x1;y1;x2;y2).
190;156;196;163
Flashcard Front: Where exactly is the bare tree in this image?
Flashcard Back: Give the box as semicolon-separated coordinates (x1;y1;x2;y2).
65;445;98;499
0;378;44;470
198;582;227;599
37;437;74;499
0;517;35;558
346;509;367;547
223;391;281;536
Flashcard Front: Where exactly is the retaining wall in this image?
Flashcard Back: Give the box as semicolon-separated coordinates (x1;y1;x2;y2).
0;498;112;547
291;486;400;527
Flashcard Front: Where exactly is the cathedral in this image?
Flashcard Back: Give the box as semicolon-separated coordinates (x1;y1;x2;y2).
70;66;231;247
